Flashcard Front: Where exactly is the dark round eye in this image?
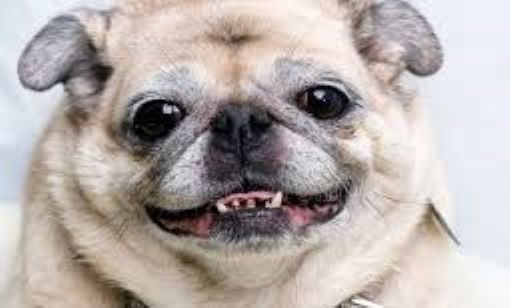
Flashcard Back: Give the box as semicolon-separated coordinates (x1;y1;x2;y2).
297;85;352;120
132;99;184;142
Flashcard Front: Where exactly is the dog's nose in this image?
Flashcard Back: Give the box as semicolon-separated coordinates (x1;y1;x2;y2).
210;105;273;157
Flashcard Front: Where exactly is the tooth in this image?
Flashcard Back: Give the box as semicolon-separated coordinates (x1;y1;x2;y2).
247;199;256;208
232;199;240;207
268;192;283;208
216;201;229;213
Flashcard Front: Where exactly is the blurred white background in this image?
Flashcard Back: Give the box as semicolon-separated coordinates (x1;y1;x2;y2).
0;0;509;279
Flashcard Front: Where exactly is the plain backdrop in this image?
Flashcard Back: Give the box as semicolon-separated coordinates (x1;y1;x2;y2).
0;0;509;274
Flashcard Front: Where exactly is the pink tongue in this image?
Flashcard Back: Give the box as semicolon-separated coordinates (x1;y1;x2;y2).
284;206;315;226
167;213;214;238
219;191;276;204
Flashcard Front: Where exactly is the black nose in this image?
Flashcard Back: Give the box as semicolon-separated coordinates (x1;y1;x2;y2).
210;105;273;157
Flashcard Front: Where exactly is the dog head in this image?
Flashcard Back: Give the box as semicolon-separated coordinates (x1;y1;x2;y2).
19;0;443;258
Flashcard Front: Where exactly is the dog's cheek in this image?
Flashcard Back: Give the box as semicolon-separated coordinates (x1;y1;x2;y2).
275;128;348;194
311;114;415;243
158;134;213;208
336;128;374;175
72;129;142;217
354;106;419;211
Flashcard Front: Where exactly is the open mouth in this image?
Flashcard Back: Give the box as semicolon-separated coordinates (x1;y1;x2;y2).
146;184;351;240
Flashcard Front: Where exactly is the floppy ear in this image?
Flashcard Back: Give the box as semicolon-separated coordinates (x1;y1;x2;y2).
353;0;443;80
18;9;113;97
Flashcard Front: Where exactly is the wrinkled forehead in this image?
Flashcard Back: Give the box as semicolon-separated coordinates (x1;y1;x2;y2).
110;0;369;97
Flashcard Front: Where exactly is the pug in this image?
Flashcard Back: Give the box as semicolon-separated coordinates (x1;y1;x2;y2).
2;0;509;307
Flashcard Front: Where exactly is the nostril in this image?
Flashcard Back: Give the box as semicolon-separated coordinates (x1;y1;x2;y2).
211;112;232;134
250;112;272;133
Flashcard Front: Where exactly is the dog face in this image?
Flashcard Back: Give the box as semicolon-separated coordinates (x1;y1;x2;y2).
19;0;442;256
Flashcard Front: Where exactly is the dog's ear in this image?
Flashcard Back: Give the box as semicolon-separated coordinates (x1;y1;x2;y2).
18;9;113;97
352;0;443;81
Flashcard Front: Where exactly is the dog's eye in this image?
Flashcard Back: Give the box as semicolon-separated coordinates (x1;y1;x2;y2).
132;99;184;142
297;86;351;120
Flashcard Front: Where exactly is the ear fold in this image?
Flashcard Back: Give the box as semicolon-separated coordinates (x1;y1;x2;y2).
354;0;443;80
18;9;113;97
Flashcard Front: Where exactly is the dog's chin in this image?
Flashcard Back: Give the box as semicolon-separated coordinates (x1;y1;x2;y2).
146;183;352;245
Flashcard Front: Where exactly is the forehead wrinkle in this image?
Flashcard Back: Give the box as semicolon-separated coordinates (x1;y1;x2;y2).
141;67;206;104
194;0;334;52
201;31;253;103
198;4;264;102
267;57;355;93
203;13;262;47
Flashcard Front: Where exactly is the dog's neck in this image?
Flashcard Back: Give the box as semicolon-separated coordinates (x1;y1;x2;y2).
123;221;454;308
145;215;454;308
192;249;305;290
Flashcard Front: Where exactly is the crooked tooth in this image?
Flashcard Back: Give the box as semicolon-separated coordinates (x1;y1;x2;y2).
268;192;283;208
232;199;240;207
247;199;256;208
216;201;229;213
